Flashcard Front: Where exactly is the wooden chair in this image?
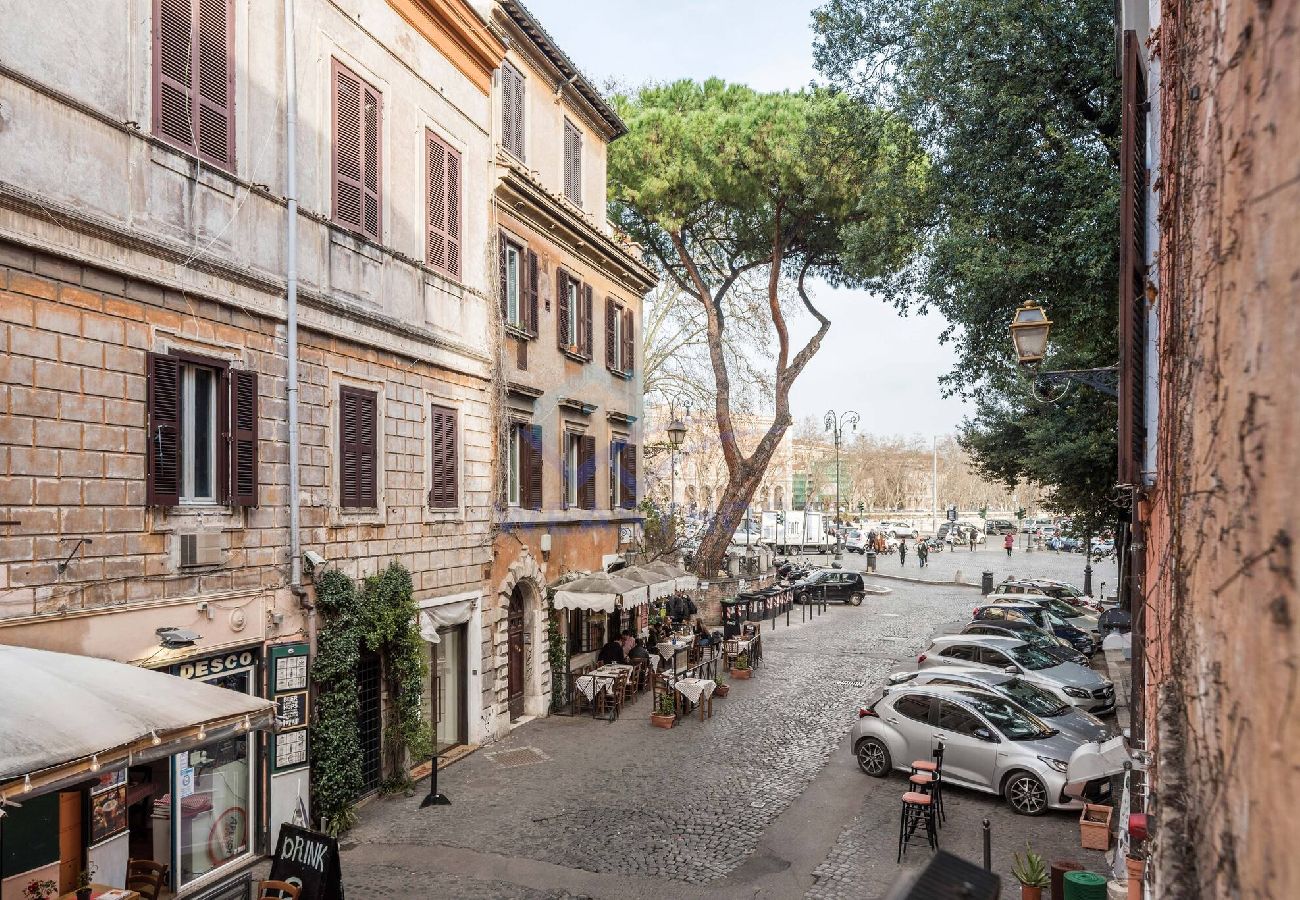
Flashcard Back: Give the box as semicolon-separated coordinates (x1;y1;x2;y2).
624;663;643;702
257;881;301;900
126;859;165;900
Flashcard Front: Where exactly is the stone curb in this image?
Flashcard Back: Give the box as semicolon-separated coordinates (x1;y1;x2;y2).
862;571;984;589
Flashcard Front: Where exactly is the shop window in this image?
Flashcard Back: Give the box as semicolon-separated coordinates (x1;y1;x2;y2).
568;609;603;654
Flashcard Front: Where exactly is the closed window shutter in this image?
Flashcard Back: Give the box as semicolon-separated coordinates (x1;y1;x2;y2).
557;270;571;348
498;233;508;319
229;369;259;506
429;404;457;509
339;386;377;508
579;434;596;510
527;424;543;511
621;444;637;510
502;63;525;160
561;432;570;510
333;60;382;242
425;132;460;278
605;298;617;369
1118;31;1147;486
527;250;540;336
146;352;182;506
563;119;582;206
582;284;594;359
154;0;235;168
622;308;634;374
609;439;621;510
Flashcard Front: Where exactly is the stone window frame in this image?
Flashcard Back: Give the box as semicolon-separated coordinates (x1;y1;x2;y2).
328;372;388;527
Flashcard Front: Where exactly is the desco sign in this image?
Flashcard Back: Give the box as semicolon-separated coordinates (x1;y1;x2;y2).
177;650;256;679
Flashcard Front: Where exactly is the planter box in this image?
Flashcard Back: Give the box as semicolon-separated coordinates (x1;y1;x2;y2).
651;713;676;729
731;668;752;679
1079;803;1113;850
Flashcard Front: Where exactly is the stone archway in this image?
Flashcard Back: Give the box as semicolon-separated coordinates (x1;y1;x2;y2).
495;550;548;723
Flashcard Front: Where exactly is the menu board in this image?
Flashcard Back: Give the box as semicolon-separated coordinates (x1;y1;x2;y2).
89;775;127;844
269;643;311;773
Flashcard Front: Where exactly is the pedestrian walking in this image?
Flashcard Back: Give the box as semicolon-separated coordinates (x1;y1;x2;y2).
1004;533;1014;557
917;541;929;568
899;540;907;566
969;530;977;552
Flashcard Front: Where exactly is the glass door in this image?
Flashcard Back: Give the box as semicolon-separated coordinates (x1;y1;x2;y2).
433;624;467;753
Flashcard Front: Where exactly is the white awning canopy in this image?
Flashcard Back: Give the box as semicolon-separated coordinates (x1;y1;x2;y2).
616;565;676;600
643;560;700;591
419;599;475;643
0;645;276;801
552;573;649;612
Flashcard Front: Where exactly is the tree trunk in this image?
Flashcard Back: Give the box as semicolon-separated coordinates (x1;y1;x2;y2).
691;458;771;577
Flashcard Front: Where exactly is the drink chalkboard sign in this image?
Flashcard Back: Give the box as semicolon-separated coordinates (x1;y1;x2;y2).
267;824;344;900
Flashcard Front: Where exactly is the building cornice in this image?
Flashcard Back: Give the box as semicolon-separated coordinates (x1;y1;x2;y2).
386;0;506;95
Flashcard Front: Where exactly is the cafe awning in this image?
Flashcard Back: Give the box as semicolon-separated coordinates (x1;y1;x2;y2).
643;560;700;591
0;645;276;801
552;572;649;612
617;565;676;600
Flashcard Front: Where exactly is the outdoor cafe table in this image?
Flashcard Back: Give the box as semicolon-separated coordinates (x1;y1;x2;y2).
672;677;716;721
574;664;633;719
658;638;693;672
59;887;139;900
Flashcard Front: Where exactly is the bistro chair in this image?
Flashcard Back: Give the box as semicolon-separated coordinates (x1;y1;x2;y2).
624;662;644;702
257;881;301;900
126;859;165;900
897;790;939;861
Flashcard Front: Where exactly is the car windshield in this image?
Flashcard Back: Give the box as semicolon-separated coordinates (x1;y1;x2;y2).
958;692;1055;739
1007;643;1060;671
999;678;1070;717
1044;598;1086;618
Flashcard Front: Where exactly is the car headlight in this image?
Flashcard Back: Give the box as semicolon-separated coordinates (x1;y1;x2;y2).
1062;686;1091;699
1037;755;1069;774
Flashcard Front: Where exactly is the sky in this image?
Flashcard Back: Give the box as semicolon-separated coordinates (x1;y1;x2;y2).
523;0;970;438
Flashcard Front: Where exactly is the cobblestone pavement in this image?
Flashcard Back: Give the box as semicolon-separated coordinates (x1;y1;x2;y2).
341;552;1114;898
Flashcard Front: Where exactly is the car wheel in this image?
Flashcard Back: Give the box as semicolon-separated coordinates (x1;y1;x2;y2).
849;593;864;606
1003;770;1050;816
855;737;892;776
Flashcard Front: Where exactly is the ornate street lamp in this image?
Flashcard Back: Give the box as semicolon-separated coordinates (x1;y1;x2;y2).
1007;300;1118;399
824;409;860;558
666;403;689;519
1009;300;1052;365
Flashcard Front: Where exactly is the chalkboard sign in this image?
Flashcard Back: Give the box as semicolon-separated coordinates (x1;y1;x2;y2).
1;791;59;878
267;824;344;900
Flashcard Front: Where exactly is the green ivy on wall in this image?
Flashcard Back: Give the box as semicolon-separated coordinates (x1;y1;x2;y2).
310;562;429;835
546;591;568;713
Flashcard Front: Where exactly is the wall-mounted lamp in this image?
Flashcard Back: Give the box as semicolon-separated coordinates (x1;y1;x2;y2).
540;532;552;561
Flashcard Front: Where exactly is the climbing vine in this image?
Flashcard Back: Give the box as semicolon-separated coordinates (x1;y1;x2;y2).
546;591;568;713
310;562;429;835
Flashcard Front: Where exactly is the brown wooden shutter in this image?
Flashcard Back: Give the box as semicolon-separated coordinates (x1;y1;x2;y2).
563;119;582;205
622;308;634;374
498;233;508;319
608;438;621;510
582;283;594;359
154;0;235;168
146;352;182;506
556;270;571;348
1117;31;1148;486
425;131;460;278
332;60;382;241
229;369;258;506
605;298;617;369
621;444;637;510
429;404;457;509
579;434;596;510
527;424;543;511
526;249;540;336
502;63;525;160
561;432;570;510
339;386;377;508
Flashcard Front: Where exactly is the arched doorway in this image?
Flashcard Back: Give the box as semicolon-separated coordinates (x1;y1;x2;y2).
507;587;526;721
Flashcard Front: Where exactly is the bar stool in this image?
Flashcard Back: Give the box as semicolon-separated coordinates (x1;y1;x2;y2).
909;740;946;825
897;790;938;861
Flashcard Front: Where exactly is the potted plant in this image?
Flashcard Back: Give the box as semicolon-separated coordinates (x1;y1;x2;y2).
22;879;58;900
1011;844;1050;900
713;676;730;698
651;692;676;728
731;652;752;679
1079;802;1113;850
75;863;97;900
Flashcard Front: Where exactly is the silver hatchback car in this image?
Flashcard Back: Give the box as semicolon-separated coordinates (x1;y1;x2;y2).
851;685;1093;815
918;635;1115;714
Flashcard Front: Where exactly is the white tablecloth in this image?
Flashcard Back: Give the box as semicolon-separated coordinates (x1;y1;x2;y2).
574;674;616;702
658;640;691;661
673;677;716;706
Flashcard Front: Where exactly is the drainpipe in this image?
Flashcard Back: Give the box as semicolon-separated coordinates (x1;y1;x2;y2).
283;0;313;656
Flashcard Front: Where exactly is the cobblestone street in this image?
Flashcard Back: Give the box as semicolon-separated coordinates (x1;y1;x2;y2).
340;552;1115;898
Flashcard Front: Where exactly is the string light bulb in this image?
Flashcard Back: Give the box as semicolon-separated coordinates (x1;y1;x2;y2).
89;755;100;772
151;730;161;746
23;775;32;793
196;725;206;741
238;715;251;732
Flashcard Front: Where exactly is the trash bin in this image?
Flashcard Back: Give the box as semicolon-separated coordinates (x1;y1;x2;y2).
720;599;743;638
981;571;994;595
866;551;877;573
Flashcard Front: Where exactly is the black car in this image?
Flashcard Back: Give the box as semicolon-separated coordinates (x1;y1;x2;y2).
791;569;867;606
985;519;1016;535
961;620;1088;666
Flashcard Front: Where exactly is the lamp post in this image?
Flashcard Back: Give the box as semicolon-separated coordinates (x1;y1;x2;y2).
824;409;860;558
666;403;688;522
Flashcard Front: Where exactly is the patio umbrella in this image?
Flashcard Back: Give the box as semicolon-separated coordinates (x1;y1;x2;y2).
617;565;676;600
552;572;649;612
644;560;700;591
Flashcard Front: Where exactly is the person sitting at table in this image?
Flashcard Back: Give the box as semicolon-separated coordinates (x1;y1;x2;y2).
619;628;636;656
628;638;652;662
597;633;626;665
693;618;714;648
648;622;665;646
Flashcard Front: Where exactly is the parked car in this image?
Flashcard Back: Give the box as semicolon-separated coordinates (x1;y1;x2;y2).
851;685;1096;815
985;519;1016;535
961;620;1088;666
884;668;1116;743
986;591;1099;636
974;601;1097;655
877;520;919;540
916;635;1115;713
790;569;867;605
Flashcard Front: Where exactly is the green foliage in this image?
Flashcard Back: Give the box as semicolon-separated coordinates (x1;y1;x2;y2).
546;592;569;714
639;500;679;559
733;652;751;671
1012;843;1051;887
814;0;1121;525
654;692;677;717
310;563;429;835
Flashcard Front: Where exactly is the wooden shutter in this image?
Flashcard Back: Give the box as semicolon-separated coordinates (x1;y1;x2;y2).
229;369;258;506
561;432;570;510
498;233;508;319
429;404;457;509
621;444;637;510
609;438;621;510
1117;31;1148;486
582;284;594;359
502;62;525;160
556;270;571;348
332;60;382;241
146;352;182;506
154;0;235;168
526;249;540;336
526;424;543;511
426;131;460;278
621;308;634;374
563;119;582;205
605;298;617;369
579;434;596;510
339;386;377;508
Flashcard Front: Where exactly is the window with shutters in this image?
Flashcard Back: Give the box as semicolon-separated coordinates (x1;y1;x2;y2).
507;422;543;510
501;62;526;161
153;0;236;169
562;118;582;207
610;437;628;510
332;59;383;242
605;299;634;375
425;131;461;279
429;404;458;510
503;239;523;328
563;432;580;508
556;270;592;360
507;424;522;507
146;350;258;507
338;385;378;509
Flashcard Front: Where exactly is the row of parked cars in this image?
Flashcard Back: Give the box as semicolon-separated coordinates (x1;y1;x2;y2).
851;579;1125;816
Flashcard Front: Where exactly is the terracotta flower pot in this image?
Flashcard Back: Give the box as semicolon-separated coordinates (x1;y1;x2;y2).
1126;856;1145;900
651;712;675;729
732;668;752;679
1019;886;1042;900
714;684;730;697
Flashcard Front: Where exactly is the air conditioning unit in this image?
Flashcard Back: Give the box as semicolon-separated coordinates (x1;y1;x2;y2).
180;532;225;567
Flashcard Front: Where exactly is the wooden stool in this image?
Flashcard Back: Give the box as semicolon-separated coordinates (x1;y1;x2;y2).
897;791;938;862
